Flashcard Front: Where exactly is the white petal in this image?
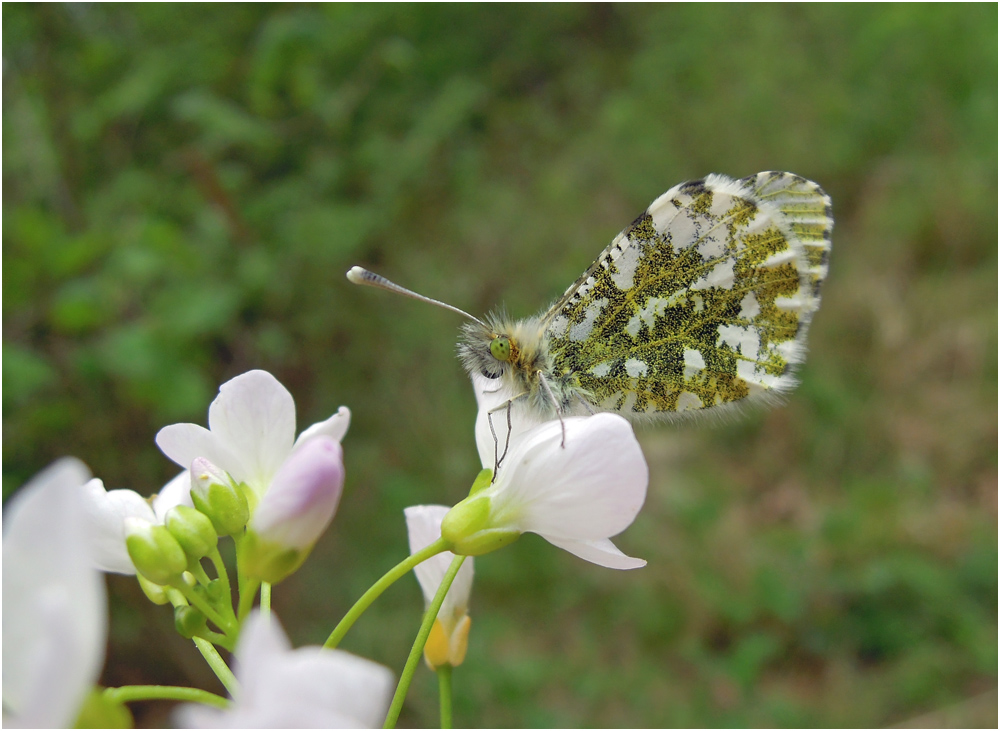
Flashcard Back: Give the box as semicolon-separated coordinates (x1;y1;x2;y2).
178;612;394;729
155;423;243;484
542;536;647;570
80;479;156;574
2;459;107;728
207;370;296;494
405;506;473;621
294;406;351;449
471;373;547;470
234;612;292;701
152;471;196;522
492;413;648;541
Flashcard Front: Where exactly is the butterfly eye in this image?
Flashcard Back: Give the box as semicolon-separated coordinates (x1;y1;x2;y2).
490;335;512;362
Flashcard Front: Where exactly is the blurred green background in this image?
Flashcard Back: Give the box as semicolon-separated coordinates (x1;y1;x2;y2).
3;4;997;728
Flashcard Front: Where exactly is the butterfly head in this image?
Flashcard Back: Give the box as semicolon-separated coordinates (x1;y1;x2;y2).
459;317;513;381
459;313;548;391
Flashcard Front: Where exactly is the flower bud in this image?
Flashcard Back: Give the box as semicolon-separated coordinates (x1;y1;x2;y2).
241;437;345;584
175;605;208;639
424;615;472;670
405;505;476;670
440;494;520;556
74;689;133;729
165;505;218;562
137;574;170;605
124;518;187;585
204;578;227;604
190;458;250;537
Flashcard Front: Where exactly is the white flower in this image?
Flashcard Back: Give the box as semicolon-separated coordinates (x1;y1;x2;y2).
80;371;348;577
156;370;349;500
177;612;394;729
448;374;649;570
3;459;107;728
81;470;193;575
405;506;474;668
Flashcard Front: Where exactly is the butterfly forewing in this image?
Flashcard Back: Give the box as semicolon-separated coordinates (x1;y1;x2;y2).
544;172;833;419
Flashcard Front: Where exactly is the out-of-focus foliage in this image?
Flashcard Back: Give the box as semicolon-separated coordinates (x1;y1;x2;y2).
3;4;996;728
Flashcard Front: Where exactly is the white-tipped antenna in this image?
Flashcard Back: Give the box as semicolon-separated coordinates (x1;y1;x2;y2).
346;266;487;328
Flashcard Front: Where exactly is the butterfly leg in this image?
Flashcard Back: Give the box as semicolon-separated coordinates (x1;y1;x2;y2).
486;400;515;476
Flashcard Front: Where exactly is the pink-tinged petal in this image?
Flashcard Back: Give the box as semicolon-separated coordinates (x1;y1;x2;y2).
81;479;157;575
207;370;296;493
249;438;344;550
405;506;474;620
177;613;394;729
294;407;351;450
155;423;242;482
152;471;196;522
494;414;648;541
3;459;107;727
542;536;647;570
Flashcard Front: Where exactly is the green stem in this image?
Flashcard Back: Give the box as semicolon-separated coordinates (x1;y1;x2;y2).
437;664;453;729
260;581;271;619
237;576;261;621
171;580;237;637
324;537;449;650
383;554;466;729
208;546;233;604
104;685;228;709
189;561;213;587
196;628;236;653
193;637;239;697
207;547;238;626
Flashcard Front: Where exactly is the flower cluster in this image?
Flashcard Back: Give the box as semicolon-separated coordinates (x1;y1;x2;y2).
4;364;651;728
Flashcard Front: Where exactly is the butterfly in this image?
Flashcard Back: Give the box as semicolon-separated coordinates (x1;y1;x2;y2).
349;171;832;430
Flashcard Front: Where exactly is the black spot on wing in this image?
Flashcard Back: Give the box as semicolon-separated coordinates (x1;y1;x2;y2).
678;179;708;196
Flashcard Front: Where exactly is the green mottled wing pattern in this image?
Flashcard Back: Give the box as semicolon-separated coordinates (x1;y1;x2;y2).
543;172;832;418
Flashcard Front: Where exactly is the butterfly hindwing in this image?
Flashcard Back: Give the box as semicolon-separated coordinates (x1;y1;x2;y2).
543;172;833;419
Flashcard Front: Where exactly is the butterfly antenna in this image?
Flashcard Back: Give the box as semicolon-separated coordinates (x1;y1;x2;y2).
346;266;488;328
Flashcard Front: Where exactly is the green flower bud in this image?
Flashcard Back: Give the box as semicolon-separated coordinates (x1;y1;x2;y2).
441;494;521;556
136;574;170;605
74;689;133;729
190;458;250;536
204;577;227;604
124;518;187;585
165;505;218;563
174;605;208;639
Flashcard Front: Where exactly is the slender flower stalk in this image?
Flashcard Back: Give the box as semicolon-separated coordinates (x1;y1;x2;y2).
437;665;454;729
324;538;450;650
103;686;228;709
384;554;467;729
405;506;474;669
192;638;240;697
